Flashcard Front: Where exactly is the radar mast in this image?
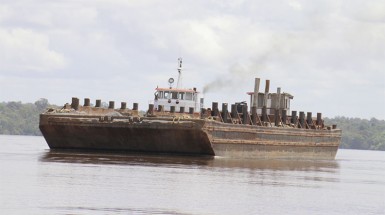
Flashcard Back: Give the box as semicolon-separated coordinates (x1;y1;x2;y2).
176;57;183;89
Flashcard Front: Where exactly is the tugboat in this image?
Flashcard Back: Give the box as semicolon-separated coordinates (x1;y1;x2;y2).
153;58;202;113
39;58;341;159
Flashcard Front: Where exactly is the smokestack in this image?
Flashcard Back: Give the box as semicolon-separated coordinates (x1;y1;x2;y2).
251;78;260;125
253;78;260;107
277;87;281;109
264;80;270;107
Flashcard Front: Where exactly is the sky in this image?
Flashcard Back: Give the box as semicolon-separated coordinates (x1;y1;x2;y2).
0;0;384;119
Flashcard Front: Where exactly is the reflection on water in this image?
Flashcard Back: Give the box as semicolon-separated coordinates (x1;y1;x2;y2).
40;149;339;172
43;206;194;215
3;135;384;215
40;150;214;167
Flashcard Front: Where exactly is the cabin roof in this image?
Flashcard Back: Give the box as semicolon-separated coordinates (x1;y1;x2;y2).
156;87;199;93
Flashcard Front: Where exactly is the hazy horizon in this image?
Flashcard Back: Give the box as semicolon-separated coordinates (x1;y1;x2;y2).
1;98;383;121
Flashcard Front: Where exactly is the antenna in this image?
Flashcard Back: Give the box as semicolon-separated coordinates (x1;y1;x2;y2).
176;57;182;89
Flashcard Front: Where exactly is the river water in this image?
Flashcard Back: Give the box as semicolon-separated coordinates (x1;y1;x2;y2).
0;135;384;215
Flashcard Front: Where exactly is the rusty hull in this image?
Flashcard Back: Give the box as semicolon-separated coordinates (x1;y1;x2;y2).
40;114;214;155
204;120;341;159
40;109;341;159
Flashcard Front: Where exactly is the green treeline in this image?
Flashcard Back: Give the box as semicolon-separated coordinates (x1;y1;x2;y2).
0;100;384;151
324;117;385;151
0;99;56;136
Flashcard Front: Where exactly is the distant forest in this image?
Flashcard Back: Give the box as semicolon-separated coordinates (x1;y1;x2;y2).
324;117;385;151
0;99;56;136
0;100;384;151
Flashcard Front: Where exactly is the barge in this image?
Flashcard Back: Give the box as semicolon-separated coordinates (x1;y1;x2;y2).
39;58;341;159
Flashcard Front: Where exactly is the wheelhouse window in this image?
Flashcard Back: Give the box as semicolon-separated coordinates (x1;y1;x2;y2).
179;92;184;100
164;91;170;99
185;92;193;100
158;91;164;99
171;92;178;99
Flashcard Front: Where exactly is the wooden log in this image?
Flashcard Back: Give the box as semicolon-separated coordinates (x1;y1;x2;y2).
282;109;287;125
212;102;219;116
222;103;228;123
120;102;127;109
251;106;257;125
317;113;322;126
71;97;79;110
231;104;237;119
84;98;90;107
274;109;280;126
148;104;154;115
291;111;297;124
299;111;305;128
133;103;138;111
262;106;267;122
307;112;313;128
95;99;101;108
242;104;249;125
108;101;115;109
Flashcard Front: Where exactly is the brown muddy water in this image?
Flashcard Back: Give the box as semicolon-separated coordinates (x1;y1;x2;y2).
0;135;384;214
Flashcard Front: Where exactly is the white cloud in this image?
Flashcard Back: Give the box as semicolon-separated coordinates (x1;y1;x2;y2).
0;28;66;72
0;0;384;119
0;5;12;22
288;1;303;11
343;0;385;23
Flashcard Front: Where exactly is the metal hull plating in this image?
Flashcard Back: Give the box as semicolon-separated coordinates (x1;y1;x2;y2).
206;121;340;159
40;113;341;159
40;115;214;155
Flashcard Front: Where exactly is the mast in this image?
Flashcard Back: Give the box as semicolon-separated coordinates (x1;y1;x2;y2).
176;57;182;89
